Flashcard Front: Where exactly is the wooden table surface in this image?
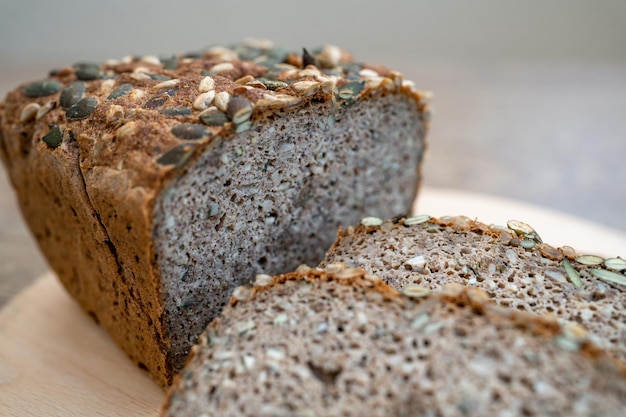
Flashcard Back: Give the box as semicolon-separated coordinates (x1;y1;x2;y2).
1;61;626;307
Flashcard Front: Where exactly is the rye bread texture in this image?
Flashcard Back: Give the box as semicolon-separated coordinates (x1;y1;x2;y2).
0;41;429;386
321;215;626;361
162;265;626;417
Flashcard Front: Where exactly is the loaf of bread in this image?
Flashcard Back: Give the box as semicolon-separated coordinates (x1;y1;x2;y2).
162;265;626;417
0;40;430;385
321;215;626;361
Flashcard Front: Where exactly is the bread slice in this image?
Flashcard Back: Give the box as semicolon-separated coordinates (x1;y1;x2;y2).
321;215;626;361
0;41;429;385
162;265;626;417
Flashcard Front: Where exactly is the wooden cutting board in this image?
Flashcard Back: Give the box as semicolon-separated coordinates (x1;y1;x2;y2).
1;187;626;416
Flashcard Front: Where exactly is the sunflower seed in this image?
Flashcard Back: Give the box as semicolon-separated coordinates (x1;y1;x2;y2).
317;45;341;68
154;79;180;90
231;286;252;301
156;143;197;168
405;255;426;270
403;214;431;226
227;96;254;125
199;107;230;126
590;268;626;286
575;255;604;266
537;243;563;261
359;68;379;78
140;55;161;66
258;79;288;90
36;101;56;119
171;123;210;140
19;102;40;122
604;258;626;271
210;62;234;74
291;80;320;96
107;83;133;101
214;91;231;112
360;217;383;227
73;62;103;80
60;81;86;108
22;80;62;97
130;70;151;81
254;274;273;287
193;91;216;110
403;285;431;298
42;126;63;148
562;259;583;289
560;246;577;259
65;97;98;120
334;268;363;279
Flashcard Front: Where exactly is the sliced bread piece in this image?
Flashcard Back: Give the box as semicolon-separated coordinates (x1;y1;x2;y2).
162;265;626;417
0;41;429;385
321;215;626;361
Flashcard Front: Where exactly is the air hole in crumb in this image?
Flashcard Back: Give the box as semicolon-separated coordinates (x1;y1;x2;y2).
137;362;148;371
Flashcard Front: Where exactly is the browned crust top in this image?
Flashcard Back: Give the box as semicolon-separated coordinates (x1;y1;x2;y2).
1;41;431;191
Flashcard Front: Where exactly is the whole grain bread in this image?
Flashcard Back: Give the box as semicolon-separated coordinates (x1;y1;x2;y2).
162;265;626;417
0;40;429;386
321;215;626;361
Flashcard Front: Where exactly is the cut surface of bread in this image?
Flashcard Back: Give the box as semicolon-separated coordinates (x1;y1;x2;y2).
321;215;626;361
163;265;626;417
0;41;429;385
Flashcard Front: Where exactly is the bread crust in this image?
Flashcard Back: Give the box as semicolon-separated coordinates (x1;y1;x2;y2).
0;43;430;386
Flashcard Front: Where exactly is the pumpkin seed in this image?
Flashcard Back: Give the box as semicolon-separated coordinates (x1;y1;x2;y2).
42;126;63;148
65;97;98;120
199;109;229;126
156;143;197;168
147;73;171;81
160;55;179;70
227;96;254;125
575;255;604;266
590;268;626;286
171;123;210;140
604;258;626;271
506;220;542;243
337;80;365;101
60;81;86;108
520;240;536;249
562;259;583;289
22;80;62;97
107;83;133;100
159;107;191;117
73;62;103;80
144;88;178;109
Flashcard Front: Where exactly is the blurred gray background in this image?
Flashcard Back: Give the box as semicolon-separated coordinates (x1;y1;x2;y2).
1;0;625;305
